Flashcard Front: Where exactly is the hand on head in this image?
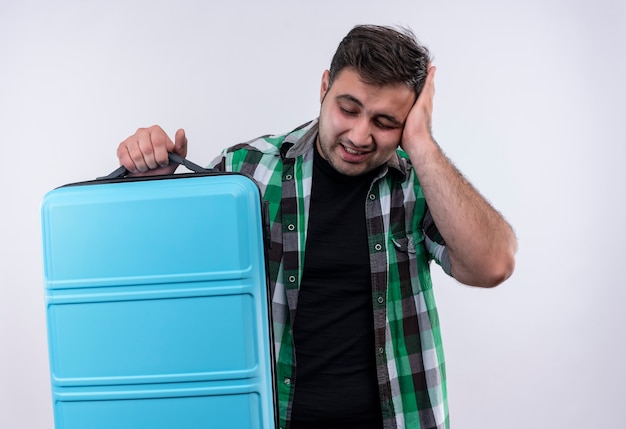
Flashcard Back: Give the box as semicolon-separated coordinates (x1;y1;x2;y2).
400;65;437;155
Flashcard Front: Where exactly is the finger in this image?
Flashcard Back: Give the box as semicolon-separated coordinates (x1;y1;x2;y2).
147;126;174;168
117;141;139;173
122;131;153;173
125;137;148;172
137;130;160;170
174;128;188;158
423;66;435;93
426;66;436;96
415;66;436;116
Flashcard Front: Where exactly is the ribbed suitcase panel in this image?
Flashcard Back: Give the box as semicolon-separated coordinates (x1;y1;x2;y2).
42;174;275;429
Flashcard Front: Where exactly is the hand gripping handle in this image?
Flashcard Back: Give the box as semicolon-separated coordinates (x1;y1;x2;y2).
97;152;213;180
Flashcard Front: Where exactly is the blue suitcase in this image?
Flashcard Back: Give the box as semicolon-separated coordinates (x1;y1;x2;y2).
41;155;276;428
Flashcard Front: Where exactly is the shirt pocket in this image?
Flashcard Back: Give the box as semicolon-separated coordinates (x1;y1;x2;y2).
390;230;431;294
391;229;424;255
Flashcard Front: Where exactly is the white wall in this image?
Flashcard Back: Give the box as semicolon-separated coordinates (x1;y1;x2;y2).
1;0;624;427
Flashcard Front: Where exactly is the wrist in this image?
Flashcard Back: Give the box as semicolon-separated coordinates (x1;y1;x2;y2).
402;134;440;166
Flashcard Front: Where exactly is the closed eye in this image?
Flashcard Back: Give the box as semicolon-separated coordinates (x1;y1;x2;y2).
374;119;400;130
340;107;358;116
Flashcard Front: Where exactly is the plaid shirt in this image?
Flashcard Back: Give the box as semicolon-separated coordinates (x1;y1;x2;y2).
209;119;451;429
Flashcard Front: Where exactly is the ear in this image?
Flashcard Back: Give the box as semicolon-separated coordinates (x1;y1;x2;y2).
320;70;331;103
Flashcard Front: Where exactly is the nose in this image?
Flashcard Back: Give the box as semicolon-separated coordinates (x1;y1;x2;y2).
347;117;372;147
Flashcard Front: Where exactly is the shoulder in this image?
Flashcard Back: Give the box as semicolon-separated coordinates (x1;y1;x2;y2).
226;120;317;157
213;121;316;174
225;134;285;158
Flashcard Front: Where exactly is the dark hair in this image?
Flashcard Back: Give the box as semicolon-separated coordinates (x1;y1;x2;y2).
329;25;431;97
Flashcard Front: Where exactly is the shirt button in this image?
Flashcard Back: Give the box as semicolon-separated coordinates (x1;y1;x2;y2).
285;174;293;180
284;378;291;385
377;296;384;304
287;223;295;231
378;347;384;355
369;193;376;200
288;275;296;283
374;243;382;251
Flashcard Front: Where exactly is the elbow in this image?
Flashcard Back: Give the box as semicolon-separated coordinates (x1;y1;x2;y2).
449;234;518;288
480;255;516;287
477;247;517;288
477;232;518;288
452;248;517;288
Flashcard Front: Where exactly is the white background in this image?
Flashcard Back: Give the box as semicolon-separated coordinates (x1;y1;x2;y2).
1;0;625;427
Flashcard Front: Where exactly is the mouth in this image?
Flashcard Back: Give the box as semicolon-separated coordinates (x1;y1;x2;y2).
343;145;367;155
341;144;372;157
339;144;373;164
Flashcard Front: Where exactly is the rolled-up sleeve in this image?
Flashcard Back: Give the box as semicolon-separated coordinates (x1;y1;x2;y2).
422;207;452;276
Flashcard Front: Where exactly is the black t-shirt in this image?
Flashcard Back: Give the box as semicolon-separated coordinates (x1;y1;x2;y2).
290;145;383;429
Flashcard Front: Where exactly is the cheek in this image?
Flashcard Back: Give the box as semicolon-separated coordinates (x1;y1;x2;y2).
374;131;402;154
326;106;347;130
320;116;346;145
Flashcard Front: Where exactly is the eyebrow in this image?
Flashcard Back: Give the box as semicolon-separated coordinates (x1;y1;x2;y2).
335;94;404;126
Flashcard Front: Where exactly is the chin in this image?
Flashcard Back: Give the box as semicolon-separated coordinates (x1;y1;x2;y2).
335;162;374;177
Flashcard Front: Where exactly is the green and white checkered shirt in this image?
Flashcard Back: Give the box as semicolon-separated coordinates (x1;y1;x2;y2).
209;119;451;429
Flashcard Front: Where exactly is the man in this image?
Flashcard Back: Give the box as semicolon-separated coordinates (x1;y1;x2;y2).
117;25;517;429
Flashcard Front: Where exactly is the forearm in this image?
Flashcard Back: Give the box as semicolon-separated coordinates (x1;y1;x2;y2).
406;138;517;287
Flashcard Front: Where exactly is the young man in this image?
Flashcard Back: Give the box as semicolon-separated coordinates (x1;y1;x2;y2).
117;25;517;429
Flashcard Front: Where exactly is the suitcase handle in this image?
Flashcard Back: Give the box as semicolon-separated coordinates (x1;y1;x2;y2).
97;153;213;180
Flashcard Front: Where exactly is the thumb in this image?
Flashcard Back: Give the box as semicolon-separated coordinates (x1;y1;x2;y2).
174;128;188;158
